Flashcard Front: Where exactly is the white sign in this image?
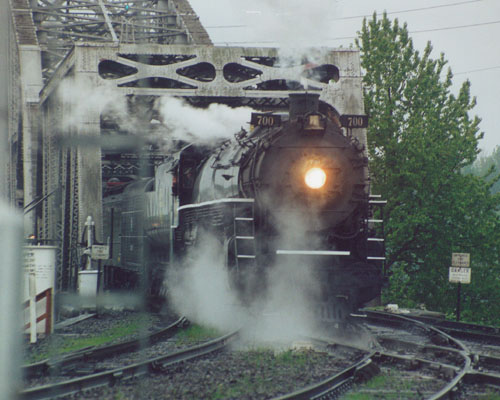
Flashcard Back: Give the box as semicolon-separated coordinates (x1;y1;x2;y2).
449;267;471;284
23;246;57;334
452;253;470;268
23;246;56;301
91;245;110;260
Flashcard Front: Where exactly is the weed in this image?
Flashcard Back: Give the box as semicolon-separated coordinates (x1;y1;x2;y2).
342;367;424;399
27;314;149;363
175;324;221;345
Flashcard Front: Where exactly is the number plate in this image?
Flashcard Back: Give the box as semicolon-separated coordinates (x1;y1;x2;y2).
251;113;281;127
340;114;369;128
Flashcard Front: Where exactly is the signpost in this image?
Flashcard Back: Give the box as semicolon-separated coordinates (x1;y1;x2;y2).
449;252;470;321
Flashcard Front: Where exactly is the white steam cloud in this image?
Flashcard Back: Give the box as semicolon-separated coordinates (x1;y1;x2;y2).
167;236;243;331
57;79;127;131
157;96;253;142
245;0;340;66
56;80;254;146
166;231;323;343
247;261;320;342
246;0;338;47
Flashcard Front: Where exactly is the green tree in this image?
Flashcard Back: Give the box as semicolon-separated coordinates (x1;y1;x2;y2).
466;146;500;194
356;13;500;323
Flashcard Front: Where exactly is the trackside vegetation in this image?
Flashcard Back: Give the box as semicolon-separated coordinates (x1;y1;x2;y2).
356;13;500;326
25;314;151;363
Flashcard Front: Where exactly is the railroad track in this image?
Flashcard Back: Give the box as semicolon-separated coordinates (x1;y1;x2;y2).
19;327;239;400
23;316;188;380
346;310;500;399
20;316;374;399
20;310;500;399
407;313;500;346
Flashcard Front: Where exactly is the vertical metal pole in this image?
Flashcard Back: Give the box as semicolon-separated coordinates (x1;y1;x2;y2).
109;208;114;259
85;215;94;270
456;282;461;322
29;270;37;343
380;204;386;278
0;205;23;400
96;260;102;317
0;3;24;397
0;0;9;201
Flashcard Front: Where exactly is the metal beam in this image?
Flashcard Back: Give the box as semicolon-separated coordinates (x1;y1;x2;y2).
97;0;119;43
27;0;212;84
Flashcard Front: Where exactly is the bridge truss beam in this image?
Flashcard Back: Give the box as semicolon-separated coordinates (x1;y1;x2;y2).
38;43;367;290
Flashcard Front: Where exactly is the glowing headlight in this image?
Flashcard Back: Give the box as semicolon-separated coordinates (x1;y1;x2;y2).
305;167;326;189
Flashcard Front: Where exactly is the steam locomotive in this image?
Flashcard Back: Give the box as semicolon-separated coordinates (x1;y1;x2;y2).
103;93;384;320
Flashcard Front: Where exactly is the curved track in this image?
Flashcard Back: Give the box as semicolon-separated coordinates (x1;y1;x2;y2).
347;310;500;399
19;311;500;399
23;316;188;380
20;329;239;400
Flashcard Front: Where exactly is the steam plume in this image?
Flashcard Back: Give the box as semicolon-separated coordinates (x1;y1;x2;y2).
245;0;340;66
156;96;253;141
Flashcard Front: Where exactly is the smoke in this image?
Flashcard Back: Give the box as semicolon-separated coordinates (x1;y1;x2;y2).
56;80;254;148
245;0;340;66
246;260;321;342
247;0;338;47
245;199;324;341
166;222;323;343
57;78;128;131
156;96;253;142
166;235;244;331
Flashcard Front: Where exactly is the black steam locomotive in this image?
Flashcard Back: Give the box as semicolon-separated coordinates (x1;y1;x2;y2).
103;93;384;320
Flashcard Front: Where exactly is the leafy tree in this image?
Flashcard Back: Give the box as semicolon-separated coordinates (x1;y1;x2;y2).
466;146;500;194
356;13;500;323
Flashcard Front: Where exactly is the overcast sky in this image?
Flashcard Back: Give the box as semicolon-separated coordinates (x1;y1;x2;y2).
189;0;500;154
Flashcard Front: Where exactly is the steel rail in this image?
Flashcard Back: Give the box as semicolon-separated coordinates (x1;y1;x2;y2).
361;310;470;351
473;353;500;373
437;327;500;346
376;336;468;367
272;353;377;400
360;310;474;399
22;316;188;379
466;353;500;388
409;316;500;346
19;329;239;400
464;370;500;386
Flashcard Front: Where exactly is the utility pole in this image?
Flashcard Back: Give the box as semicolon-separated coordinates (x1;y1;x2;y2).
0;0;9;200
0;3;23;399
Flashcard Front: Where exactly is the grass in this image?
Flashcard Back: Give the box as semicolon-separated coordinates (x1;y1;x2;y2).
26;314;149;363
174;323;221;345
343;387;500;400
478;394;500;400
341;369;424;400
209;348;319;400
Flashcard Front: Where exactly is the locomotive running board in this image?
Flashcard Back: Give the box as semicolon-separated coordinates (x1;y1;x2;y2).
276;250;350;256
178;197;254;211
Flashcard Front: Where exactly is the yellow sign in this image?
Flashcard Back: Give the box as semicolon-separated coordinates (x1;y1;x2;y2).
451;253;470;268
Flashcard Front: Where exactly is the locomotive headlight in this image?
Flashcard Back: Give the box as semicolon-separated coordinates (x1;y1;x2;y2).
305;167;327;189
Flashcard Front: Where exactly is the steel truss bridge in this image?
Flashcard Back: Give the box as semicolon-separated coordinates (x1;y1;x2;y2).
6;0;367;291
